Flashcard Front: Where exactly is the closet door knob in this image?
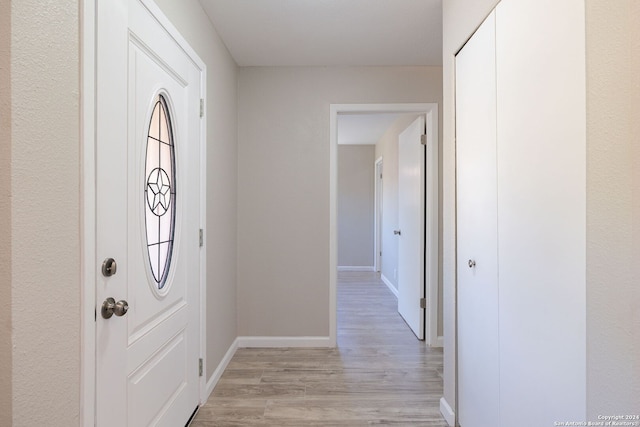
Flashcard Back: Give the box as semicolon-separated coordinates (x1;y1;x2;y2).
468;259;476;268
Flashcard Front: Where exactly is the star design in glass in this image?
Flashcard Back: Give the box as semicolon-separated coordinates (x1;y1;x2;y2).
147;167;171;216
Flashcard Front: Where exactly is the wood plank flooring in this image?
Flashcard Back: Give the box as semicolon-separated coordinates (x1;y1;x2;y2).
191;271;447;426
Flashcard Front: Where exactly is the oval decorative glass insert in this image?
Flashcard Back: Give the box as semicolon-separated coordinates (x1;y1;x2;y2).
144;94;176;290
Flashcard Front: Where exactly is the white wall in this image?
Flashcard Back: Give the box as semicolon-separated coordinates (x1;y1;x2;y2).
338;145;375;268
152;0;239;382
11;0;81;424
585;0;640;416
374;114;420;290
237;66;442;337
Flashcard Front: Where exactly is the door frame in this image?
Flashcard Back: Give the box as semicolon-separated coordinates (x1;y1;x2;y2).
329;103;440;346
81;1;208;424
374;157;383;272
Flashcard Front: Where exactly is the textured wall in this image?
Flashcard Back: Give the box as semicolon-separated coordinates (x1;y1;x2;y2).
11;0;81;424
0;0;12;423
237;66;442;337
153;0;239;381
338;145;375;267
586;0;640;416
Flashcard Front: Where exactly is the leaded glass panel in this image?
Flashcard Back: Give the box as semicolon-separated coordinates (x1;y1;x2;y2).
144;94;176;290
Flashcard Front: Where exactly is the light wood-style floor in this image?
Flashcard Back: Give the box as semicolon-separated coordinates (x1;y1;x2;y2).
191;271;447;426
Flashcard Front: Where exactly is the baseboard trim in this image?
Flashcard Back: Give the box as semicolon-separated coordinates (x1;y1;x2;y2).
337;266;375;272
203;337;239;402
237;336;333;348
380;274;398;297
440;397;455;426
434;335;444;348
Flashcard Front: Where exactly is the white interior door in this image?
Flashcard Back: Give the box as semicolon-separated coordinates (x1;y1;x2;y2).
455;11;500;427
397;116;425;340
96;1;203;425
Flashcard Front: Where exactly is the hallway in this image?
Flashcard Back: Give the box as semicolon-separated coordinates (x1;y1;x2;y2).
192;271;446;426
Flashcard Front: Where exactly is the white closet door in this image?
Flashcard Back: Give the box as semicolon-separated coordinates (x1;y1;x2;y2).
495;0;586;424
455;11;499;427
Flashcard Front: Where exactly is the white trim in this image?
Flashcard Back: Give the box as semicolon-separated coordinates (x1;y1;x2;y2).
439;397;456;427
80;1;96;425
435;335;444;348
237;336;333;348
381;273;399;298
330;103;439;349
329;106;339;348
374;156;383;272
203;338;239;402
195;31;208;408
424;107;440;347
337;266;375;272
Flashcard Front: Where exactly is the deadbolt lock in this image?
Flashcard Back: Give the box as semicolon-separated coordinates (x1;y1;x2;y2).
102;258;117;277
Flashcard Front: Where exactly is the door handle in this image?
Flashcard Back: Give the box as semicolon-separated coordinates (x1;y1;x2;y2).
394;230;401;236
101;297;129;319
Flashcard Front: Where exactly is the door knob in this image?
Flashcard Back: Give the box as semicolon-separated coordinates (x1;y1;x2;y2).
394;230;402;235
468;259;476;268
101;297;129;319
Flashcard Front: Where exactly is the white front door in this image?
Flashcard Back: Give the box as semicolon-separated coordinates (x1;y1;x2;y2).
397;116;425;340
455;11;500;427
95;1;203;425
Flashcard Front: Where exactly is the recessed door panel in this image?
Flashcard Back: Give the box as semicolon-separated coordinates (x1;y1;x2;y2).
128;332;188;427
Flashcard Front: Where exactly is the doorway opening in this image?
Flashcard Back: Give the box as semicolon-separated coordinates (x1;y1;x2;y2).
330;103;441;347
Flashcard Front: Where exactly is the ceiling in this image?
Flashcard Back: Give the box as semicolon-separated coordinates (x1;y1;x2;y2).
199;0;443;67
337;113;418;145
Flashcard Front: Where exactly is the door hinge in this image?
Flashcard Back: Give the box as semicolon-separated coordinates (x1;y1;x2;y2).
200;99;204;118
199;358;203;377
199;229;204;247
420;134;428;145
420;298;427;309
